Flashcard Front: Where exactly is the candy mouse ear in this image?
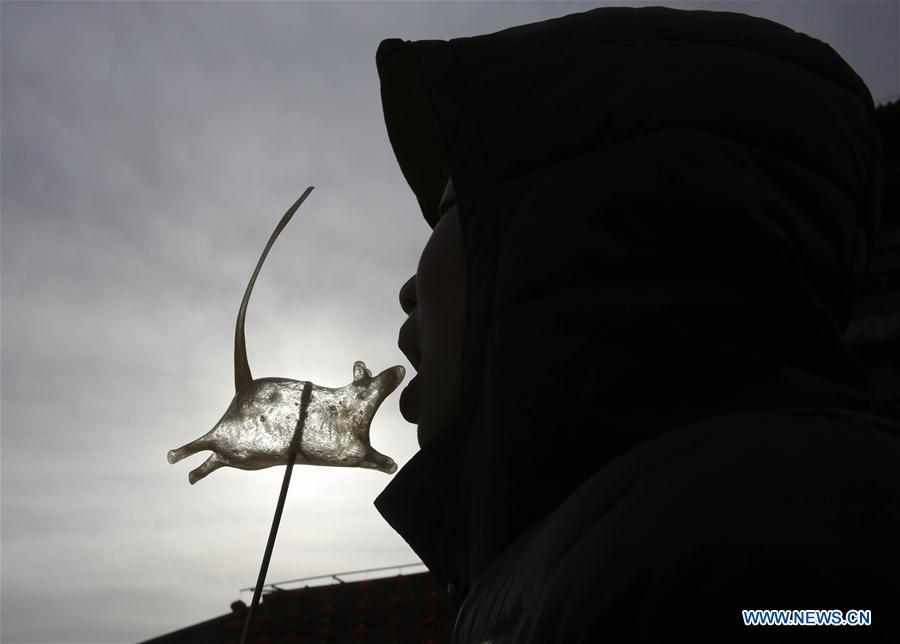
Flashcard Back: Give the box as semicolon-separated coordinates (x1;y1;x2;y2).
353;361;372;382
234;187;314;393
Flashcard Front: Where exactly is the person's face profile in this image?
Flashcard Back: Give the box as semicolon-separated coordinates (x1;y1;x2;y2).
397;178;467;448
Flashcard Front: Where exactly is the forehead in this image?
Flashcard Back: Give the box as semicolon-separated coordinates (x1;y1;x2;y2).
413;177;460;277
418;202;462;283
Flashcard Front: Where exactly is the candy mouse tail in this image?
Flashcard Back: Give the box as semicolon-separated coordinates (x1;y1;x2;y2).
234;187;315;393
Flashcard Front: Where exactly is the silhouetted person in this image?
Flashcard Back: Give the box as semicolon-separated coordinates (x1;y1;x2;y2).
375;6;900;642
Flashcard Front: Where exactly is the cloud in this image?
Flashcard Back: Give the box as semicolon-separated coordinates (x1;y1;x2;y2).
1;1;896;642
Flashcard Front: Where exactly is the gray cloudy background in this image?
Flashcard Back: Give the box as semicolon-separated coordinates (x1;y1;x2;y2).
1;1;897;642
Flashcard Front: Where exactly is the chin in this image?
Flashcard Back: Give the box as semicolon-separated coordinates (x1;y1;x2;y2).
417;421;439;449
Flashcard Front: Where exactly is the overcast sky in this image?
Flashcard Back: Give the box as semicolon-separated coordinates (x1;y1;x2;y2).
1;1;897;642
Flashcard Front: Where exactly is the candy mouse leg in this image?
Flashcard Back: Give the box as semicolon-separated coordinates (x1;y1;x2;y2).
166;436;213;465
188;453;225;485
240;380;313;644
359;447;398;474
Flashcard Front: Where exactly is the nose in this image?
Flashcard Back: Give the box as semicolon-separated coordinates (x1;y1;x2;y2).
399;274;417;315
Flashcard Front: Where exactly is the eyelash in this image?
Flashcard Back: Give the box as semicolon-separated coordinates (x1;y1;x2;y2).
440;200;457;215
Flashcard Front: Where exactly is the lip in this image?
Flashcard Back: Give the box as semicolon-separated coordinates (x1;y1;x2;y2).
398;317;421;371
399;375;419;424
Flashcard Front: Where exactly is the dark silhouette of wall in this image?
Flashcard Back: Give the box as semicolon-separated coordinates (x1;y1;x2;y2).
142;571;454;644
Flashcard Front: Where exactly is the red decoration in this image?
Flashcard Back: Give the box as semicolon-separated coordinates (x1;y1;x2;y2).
316;625;335;641
320;604;336;620
354;601;373;618
352;623;370;639
387;617;407;633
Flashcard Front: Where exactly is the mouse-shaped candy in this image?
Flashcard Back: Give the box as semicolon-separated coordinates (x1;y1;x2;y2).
167;187;405;484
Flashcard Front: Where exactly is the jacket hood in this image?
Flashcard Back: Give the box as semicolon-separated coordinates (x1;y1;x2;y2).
373;5;885;598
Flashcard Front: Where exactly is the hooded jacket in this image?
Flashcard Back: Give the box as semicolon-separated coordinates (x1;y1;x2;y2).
373;6;900;641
